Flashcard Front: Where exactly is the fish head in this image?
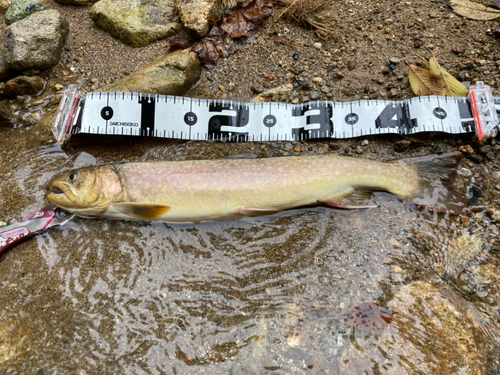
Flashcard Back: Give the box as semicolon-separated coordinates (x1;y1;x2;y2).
47;166;123;215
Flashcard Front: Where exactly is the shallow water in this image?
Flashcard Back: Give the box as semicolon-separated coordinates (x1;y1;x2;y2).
1;127;499;374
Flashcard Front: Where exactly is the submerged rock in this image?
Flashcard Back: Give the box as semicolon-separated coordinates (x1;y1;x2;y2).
4;0;45;25
88;0;182;48
457;263;500;307
0;75;44;99
0;318;32;369
0;102;15;127
4;10;69;71
102;49;201;95
339;281;486;374
175;0;220;37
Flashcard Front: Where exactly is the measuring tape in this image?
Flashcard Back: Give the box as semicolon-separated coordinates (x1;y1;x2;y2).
52;82;499;144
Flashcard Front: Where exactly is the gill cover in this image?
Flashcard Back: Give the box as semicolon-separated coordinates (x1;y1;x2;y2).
47;166;124;215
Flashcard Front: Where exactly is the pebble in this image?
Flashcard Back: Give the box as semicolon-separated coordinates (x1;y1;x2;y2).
453;44;466;54
329;143;342;151
389;88;398;97
313;42;322;50
389;57;400;64
394;140;411;153
250;85;263;94
293;52;299;60
355;146;363;154
458;168;472;177
394;266;403;273
489;208;500;221
310;90;320;100
479;145;491;154
312;77;323;83
459;145;474;155
341;88;356;97
361;139;369;146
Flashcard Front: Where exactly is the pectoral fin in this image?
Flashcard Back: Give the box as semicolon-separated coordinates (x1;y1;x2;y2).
113;202;171;220
323;190;378;209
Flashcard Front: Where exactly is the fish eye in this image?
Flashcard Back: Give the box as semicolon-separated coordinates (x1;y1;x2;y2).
67;173;77;181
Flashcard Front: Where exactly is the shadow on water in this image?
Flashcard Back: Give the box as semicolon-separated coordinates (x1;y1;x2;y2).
1;134;499;374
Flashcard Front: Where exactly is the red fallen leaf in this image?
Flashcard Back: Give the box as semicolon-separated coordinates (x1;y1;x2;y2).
345;303;394;330
192;26;231;69
221;0;277;38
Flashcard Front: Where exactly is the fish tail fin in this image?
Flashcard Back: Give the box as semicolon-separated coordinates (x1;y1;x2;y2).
397;152;470;215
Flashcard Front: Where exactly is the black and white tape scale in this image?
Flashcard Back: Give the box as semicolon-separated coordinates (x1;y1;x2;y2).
52;81;499;144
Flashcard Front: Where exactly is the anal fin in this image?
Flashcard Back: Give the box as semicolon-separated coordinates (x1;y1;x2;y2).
323;190;378;209
113;202;171;220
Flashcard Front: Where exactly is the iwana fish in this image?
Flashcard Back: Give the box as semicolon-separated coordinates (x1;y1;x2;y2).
46;153;469;222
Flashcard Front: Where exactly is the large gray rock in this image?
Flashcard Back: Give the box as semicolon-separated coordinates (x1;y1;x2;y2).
4;0;45;25
339;281;487;375
102;49;201;95
175;0;220;37
0;43;15;82
4;10;69;71
89;0;182;48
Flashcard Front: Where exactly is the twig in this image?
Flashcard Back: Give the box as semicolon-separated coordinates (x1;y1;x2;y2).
275;0;300;22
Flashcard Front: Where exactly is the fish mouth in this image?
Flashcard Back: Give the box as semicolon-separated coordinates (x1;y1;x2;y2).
46;181;77;208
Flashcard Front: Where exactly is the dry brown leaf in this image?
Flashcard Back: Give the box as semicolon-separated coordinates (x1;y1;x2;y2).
408;56;468;97
408;64;443;96
448;0;500;20
192;27;231;69
221;0;277;38
428;57;469;97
